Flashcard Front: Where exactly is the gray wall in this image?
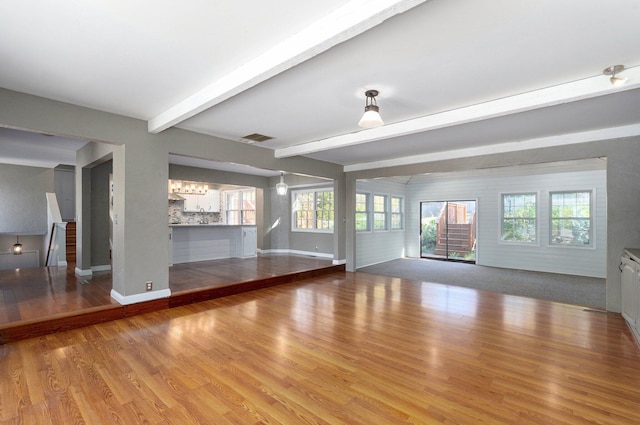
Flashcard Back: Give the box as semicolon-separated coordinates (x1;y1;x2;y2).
356;178;407;268
0;163;53;234
269;188;291;250
169;164;270;189
90;160;112;267
54;165;75;221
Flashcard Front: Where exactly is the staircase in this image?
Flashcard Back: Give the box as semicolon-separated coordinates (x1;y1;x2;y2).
433;203;476;258
433;223;474;256
66;221;76;264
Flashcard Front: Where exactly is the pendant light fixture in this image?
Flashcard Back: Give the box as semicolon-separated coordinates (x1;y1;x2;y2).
603;65;627;87
12;235;23;255
276;172;288;196
358;89;384;128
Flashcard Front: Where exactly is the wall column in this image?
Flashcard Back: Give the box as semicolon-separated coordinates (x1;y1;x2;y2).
110;138;170;304
333;174;347;265
345;174;356;271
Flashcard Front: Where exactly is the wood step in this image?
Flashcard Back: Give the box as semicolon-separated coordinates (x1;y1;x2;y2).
65;221;76;263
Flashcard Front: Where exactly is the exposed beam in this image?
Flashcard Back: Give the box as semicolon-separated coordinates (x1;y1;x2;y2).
148;0;428;134
275;66;640;159
343;124;640;172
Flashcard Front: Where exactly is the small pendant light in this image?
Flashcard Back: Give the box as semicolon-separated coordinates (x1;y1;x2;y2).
276;172;288;196
358;90;384;128
603;65;627;87
12;235;23;255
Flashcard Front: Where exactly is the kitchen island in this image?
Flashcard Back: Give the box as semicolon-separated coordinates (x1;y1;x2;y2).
169;224;257;265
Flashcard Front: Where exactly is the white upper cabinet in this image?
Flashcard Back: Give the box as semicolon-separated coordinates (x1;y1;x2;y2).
182;190;220;212
182;194;199;212
205;190;220;212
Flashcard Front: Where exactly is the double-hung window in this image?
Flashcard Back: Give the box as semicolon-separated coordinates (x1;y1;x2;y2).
390;196;404;230
355;192;371;231
373;194;388;231
225;190;256;225
550;191;592;246
501;193;536;243
292;188;334;232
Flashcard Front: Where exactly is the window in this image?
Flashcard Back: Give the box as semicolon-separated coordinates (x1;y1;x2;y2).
550;191;592;246
373;194;388;231
355;193;371;231
390;196;403;230
241;190;256;224
292;189;334;232
225;190;256;225
501;193;536;243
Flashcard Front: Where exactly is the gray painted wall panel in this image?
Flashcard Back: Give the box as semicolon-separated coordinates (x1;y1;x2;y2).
406;162;606;277
356;179;407;268
0;163;53;234
90;161;112;267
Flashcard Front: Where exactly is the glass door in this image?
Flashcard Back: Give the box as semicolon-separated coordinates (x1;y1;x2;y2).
420;200;477;262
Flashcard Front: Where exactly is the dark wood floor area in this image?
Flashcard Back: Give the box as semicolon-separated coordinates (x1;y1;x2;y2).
0;254;341;344
1;271;639;424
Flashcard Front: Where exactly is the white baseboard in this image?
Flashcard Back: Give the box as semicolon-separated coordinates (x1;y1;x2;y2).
332;259;346;265
75;267;92;276
91;264;112;272
262;248;334;259
58;260;68;267
110;288;172;305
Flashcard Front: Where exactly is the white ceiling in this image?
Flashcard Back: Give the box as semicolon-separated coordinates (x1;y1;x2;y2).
1;0;639;173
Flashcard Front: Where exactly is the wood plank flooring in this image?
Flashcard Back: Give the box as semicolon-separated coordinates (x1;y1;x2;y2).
1;271;640;424
0;254;339;343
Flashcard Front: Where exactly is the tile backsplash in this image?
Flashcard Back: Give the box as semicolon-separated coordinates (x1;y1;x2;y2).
168;201;222;224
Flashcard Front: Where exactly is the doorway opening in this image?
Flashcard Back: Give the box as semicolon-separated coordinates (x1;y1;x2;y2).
420;200;477;262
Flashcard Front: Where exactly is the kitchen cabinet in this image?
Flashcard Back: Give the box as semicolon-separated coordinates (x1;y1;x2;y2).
182;190;220;212
170;224;256;263
621;249;640;346
206;190;220;212
242;226;257;257
182;194;199;212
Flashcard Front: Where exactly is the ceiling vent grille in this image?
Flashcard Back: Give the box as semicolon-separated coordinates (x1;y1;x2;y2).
241;133;274;143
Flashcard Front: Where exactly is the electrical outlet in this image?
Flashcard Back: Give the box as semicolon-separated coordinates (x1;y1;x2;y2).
145;281;153;291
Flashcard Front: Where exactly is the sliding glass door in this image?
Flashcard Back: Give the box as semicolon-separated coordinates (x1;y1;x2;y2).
420;200;477;262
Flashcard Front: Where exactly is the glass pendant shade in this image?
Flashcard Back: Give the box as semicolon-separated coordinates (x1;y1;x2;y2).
358;104;384;128
358;90;384;128
276;173;288;195
610;76;627;87
603;65;627;87
12;236;22;255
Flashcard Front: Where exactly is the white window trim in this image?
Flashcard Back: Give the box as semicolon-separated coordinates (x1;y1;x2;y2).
498;191;539;246
548;188;595;250
355;191;372;232
373;193;389;232
223;189;256;225
390;195;404;231
291;187;334;233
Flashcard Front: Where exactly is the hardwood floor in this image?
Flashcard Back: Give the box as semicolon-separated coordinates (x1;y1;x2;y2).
0;254;340;343
0;271;638;424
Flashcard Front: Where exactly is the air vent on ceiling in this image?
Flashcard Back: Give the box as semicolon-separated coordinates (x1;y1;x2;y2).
241;133;274;143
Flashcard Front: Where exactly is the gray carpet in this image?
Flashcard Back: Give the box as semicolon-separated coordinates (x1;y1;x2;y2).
358;258;606;309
